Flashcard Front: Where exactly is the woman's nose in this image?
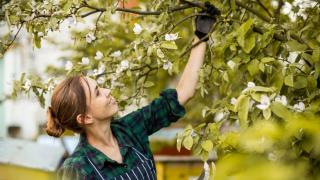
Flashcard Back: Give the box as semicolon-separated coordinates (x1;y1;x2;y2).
103;88;111;97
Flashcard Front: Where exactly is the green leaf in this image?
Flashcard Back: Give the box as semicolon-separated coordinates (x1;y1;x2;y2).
287;40;307;51
271;71;284;93
284;74;294;87
34;34;41;48
250;86;275;92
261;30;274;48
271;102;291;119
237;18;254;48
243;33;256;53
201;140;213;152
230;0;236;12
259;62;265;72
147;46;154;56
236;95;250;128
251;92;261;102
160;41;177;50
312;48;320;62
200;151;209;161
156;48;164;58
183;136;193;150
144;81;154;88
248;59;260;76
261;57;275;63
294;76;307;89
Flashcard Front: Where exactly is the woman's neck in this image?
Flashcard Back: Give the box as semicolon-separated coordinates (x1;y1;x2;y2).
86;120;117;148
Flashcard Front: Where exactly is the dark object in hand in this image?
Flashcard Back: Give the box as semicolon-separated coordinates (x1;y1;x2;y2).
195;2;221;41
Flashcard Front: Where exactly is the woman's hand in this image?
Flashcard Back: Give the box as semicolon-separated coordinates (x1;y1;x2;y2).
194;2;220;41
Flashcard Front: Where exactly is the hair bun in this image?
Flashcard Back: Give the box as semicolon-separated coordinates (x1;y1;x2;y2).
46;107;65;137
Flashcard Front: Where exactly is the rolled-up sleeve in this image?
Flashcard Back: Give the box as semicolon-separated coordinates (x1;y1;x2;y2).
120;88;186;140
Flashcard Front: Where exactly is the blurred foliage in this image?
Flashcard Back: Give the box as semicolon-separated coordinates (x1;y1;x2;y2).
1;0;320;179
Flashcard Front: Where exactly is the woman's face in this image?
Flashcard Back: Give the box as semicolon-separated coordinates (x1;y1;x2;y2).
81;77;118;121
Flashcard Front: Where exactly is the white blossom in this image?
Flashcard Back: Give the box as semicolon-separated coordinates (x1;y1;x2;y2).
164;33;179;41
48;84;55;92
23;79;32;90
37;32;44;37
214;112;225;122
293;102;305;112
116;67;123;74
67;14;77;26
230;97;237;105
271;0;279;8
227;60;236;69
53;0;60;6
93;63;105;76
120;60;129;70
95;51;103;60
256;95;271;110
97;76;105;85
248;82;256;88
249;100;255;110
65;61;73;71
79;57;90;65
98;63;105;74
242;82;256;93
275;95;288;106
282;2;292;15
86;32;96;43
133;23;142;35
163;61;172;71
110;50;121;58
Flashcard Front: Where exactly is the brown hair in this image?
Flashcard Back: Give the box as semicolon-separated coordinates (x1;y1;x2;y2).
46;75;90;137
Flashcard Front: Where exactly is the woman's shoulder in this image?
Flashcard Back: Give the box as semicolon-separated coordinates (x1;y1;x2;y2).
61;150;86;168
58;152;91;179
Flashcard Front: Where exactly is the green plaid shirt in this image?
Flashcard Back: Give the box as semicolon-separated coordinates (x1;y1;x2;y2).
57;89;186;180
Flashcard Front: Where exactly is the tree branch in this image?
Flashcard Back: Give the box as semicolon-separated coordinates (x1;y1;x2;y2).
83;3;195;16
235;0;272;23
256;0;273;18
234;0;311;49
4;22;24;52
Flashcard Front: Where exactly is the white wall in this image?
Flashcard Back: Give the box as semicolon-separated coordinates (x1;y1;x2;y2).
2;23;72;139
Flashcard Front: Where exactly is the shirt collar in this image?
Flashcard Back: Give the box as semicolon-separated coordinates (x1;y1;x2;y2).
78;123;133;169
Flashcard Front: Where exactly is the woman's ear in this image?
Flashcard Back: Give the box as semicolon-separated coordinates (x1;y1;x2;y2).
76;114;94;125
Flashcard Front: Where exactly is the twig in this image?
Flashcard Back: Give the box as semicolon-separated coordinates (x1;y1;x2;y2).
4;22;24;52
235;0;272;23
275;0;284;24
180;20;221;58
180;34;209;58
156;13;202;41
83;3;195;16
256;0;273;18
94;11;103;36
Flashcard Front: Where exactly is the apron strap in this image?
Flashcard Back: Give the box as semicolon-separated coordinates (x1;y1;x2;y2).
86;156;105;180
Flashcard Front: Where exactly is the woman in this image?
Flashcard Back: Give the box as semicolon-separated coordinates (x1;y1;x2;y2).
46;3;218;180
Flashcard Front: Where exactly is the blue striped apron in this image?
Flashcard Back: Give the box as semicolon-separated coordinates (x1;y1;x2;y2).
86;147;157;180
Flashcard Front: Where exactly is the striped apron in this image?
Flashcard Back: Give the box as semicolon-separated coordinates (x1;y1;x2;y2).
86;147;157;180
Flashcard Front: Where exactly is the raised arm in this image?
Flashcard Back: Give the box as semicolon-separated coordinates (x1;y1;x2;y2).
176;36;206;105
176;2;220;105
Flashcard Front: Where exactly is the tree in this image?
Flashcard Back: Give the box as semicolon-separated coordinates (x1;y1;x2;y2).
1;0;320;179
